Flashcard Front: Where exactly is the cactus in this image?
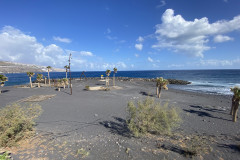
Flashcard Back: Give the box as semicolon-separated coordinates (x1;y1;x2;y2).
230;87;240;122
62;78;68;89
27;72;35;88
113;67;117;86
46;66;52;85
106;69;111;88
64;65;69;79
57;79;63;91
44;76;47;85
0;75;8;94
36;74;43;88
156;77;169;98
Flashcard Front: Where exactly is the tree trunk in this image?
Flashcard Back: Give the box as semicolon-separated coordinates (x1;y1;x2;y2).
58;87;60;91
113;74;115;86
30;77;32;88
38;82;40;88
64;84;65;89
44;77;47;85
106;77;107;87
156;87;158;97
66;71;67;79
233;100;239;122
158;86;161;98
230;96;235;115
48;71;50;85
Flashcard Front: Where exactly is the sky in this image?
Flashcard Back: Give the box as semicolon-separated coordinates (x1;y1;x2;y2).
0;0;240;71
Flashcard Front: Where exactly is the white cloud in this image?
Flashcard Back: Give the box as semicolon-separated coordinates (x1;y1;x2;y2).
156;0;166;8
135;43;143;51
53;36;71;43
223;0;228;3
168;64;184;68
106;28;111;34
135;54;139;57
0;26;131;71
97;61;127;70
214;35;233;43
199;59;240;66
117;40;126;43
0;26;59;66
137;36;144;42
80;51;93;56
0;26;95;69
152;64;159;68
116;61;127;68
153;9;240;57
148;57;154;62
106;35;118;40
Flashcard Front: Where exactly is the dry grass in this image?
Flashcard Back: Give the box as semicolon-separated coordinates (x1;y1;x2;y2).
0;103;42;147
126;97;181;137
76;148;89;158
16;94;56;103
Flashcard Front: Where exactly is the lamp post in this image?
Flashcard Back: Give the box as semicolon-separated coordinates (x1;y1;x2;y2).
69;53;72;95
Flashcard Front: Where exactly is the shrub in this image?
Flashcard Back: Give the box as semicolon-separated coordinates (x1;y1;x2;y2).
126;97;181;137
85;85;90;91
183;135;212;157
103;87;110;91
0;103;42;147
77;148;89;158
0;152;10;160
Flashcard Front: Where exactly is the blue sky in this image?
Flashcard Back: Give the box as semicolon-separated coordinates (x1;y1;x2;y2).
0;0;240;71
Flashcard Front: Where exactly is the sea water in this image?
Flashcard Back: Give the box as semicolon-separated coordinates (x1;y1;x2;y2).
3;70;240;95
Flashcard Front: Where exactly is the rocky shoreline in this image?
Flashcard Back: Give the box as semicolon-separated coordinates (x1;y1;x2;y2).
34;77;191;85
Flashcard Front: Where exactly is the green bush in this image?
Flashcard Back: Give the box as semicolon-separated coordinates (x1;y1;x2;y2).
0;152;10;160
85;85;90;90
0;103;42;147
126;97;181;137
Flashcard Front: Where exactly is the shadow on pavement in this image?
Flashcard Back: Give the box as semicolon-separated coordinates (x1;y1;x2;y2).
99;116;132;138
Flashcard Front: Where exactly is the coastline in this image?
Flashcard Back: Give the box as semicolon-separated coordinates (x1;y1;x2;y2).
4;70;238;95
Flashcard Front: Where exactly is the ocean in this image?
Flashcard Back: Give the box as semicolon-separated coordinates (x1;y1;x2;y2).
3;70;240;95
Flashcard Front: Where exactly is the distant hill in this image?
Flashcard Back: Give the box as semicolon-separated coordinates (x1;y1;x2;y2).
0;61;65;73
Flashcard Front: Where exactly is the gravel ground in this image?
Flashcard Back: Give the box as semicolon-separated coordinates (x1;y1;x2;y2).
0;78;239;160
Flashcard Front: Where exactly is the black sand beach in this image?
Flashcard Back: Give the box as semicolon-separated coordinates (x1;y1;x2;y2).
0;78;240;160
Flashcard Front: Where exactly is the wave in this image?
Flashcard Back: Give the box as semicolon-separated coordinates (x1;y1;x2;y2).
190;81;240;88
170;84;233;95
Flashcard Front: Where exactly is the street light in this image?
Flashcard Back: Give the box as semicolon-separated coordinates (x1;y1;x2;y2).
68;53;72;95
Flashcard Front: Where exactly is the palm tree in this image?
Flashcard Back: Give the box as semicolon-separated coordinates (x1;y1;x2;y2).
113;67;117;86
27;72;35;88
0;75;8;94
64;65;69;79
156;77;169;98
46;66;52;85
36;74;43;88
230;87;240;122
106;69;111;88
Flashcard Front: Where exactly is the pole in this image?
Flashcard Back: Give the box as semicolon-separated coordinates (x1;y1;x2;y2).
69;53;72;95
